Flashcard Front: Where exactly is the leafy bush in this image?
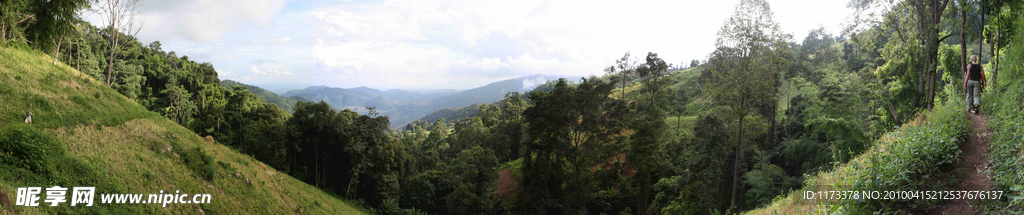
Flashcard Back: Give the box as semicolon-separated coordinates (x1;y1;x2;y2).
0;124;64;172
843;99;967;213
180;147;217;180
981;14;1024;210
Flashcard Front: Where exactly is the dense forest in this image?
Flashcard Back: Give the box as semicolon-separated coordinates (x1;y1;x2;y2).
4;0;1024;214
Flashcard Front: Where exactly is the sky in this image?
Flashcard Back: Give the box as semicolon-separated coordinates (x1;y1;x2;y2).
85;0;856;92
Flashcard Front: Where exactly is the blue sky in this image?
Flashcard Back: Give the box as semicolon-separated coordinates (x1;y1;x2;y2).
87;0;856;92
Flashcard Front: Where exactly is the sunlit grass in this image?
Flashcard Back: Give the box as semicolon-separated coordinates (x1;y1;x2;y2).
0;44;369;214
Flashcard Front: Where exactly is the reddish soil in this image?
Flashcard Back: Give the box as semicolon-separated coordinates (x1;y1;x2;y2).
0;188;11;213
493;168;517;200
589;153;636;177
492;153;637;200
929;111;995;214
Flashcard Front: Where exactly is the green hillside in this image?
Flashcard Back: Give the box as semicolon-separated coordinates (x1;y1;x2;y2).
0;45;368;214
412;103;485;128
221;80;311;113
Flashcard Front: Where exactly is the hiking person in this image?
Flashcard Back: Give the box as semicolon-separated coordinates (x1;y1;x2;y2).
962;55;986;114
24;109;32;124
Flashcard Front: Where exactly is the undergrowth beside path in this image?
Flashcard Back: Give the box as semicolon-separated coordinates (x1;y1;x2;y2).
747;99;969;214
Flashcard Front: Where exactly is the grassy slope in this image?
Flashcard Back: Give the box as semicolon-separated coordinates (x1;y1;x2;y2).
608;67;704;135
0;45;368;214
981;64;1024;213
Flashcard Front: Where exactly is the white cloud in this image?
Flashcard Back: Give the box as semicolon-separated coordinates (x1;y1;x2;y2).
126;0;857;90
521;76;547;91
111;0;289;43
250;66;293;76
458;57;506;70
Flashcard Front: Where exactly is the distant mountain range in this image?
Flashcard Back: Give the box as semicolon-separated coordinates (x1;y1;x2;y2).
250;74;575;128
221;80;312;112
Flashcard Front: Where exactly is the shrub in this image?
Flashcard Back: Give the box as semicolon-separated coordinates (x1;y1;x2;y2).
843;100;967;213
0;124;64;173
180;147;217;180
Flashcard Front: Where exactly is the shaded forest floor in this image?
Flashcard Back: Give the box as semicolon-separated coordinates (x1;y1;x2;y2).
929;111;995;214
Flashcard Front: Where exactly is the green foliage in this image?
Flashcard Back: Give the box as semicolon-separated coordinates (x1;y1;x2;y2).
742;150;799;207
516;77;629;214
221;79;310;112
982;8;1024;212
445;146;499;214
938;43;963;103
179;147;217;180
414;103;483;128
0;124;64;172
844;100;967;213
705;0;789;209
111;60;146;99
161;84;196;125
23;0;90;52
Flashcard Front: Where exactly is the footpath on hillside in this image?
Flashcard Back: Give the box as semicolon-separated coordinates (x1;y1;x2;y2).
930;112;995;214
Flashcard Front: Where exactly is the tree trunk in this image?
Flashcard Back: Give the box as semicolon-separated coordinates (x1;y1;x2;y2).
961;6;968;97
918;0;950;111
53;36;63;65
622;74;626;100
927;69;936;110
917;47;926;107
346;173;359;198
979;0;985;60
731;113;744;208
106;27;118;86
994;24;998;87
888;102;902;125
961;6;967;71
76;40;81;72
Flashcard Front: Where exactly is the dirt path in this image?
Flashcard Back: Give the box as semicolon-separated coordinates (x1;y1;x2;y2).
930;112;995;214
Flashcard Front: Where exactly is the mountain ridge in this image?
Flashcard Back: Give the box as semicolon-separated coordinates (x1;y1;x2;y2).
278;74;577;127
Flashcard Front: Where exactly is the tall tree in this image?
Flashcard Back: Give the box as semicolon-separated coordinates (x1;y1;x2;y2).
25;0;89;65
705;0;788;208
286;101;341;189
636;52;670;109
851;0;953;110
629;52;672;214
960;0;968;85
93;0;142;86
517;78;629;214
606;52;637;100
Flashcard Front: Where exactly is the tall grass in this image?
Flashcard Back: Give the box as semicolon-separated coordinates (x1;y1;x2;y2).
979;12;1024;213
